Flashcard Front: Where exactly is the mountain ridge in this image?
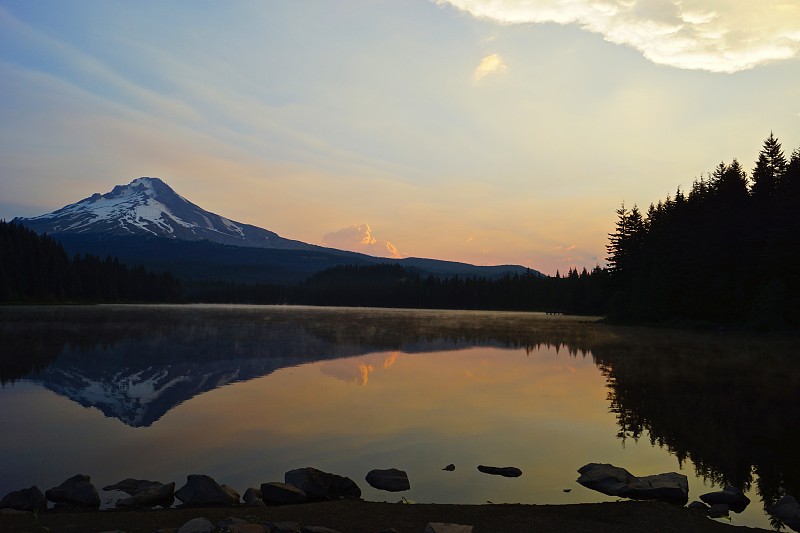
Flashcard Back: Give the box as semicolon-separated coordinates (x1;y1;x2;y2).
14;177;540;282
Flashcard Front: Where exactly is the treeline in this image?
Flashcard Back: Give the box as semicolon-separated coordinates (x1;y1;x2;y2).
185;263;610;315
606;133;800;328
0;221;181;303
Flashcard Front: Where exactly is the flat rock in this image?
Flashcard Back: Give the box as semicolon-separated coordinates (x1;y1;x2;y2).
366;468;410;492
424;523;474;533
268;520;301;533
177;517;214;533
261;482;307;505
768;495;800;531
687;501;710;512
301;527;343;533
0;485;47;512
117;482;175;508
175;475;239;507
45;474;100;508
284;467;360;500
477;465;522;478
103;478;164;495
708;503;730;518
700;486;750;513
577;463;688;505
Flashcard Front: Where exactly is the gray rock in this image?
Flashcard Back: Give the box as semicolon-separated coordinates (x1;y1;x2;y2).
175;475;239;507
576;463;688;504
45;474;100;508
243;487;265;506
0;486;47;512
424;523;474;533
443;464;455;471
116;482;175;508
687;501;710;512
284;467;361;500
103;478;163;495
700;485;750;513
268;521;301;532
477;465;522;477
177;517;214;533
261;482;307;504
216;516;248;528
768;495;800;531
708;503;730;518
365;468;410;492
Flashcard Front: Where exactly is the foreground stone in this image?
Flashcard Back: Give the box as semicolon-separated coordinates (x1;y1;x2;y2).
45;474;100;508
700;486;750;513
177;516;214;533
424;523;474;533
577;463;688;504
243;487;266;506
768;494;800;531
284;467;361;500
175;475;240;507
261;482;308;505
0;486;47;512
477;465;522;478
708;504;730;518
366;468;411;492
104;478;175;508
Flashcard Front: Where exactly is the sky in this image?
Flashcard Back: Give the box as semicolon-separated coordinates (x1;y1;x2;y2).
1;0;798;275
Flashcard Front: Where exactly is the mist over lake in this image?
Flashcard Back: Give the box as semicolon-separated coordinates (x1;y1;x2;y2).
1;305;797;529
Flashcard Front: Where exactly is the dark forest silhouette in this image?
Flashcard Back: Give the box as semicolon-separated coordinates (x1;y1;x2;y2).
3;133;798;328
606;133;799;328
0;221;181;303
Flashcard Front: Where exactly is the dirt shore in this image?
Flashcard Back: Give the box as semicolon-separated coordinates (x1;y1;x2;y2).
0;499;773;533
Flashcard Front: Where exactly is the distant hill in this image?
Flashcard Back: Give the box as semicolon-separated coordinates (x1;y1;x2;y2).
14;177;539;283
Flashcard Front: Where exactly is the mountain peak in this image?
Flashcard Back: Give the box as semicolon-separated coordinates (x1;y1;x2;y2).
13;177;312;251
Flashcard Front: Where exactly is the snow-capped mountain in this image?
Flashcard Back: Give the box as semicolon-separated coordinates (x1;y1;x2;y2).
14;177;312;250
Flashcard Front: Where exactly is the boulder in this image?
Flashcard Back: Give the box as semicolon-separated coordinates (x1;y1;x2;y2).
284;468;361;500
268;521;301;533
365;469;410;492
45;474;100;508
700;486;750;513
261;482;307;504
768;495;800;531
442;464;455;471
477;465;522;478
0;486;47;512
424;523;474;533
243;487;265;506
576;464;688;505
175;475;239;507
104;478;174;508
687;501;710;512
708;504;730;518
177;517;214;533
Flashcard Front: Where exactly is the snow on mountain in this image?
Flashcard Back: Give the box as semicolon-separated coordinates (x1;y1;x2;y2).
13;177;313;250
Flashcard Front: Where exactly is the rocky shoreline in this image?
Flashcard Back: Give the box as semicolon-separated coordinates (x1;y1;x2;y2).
2;463;799;532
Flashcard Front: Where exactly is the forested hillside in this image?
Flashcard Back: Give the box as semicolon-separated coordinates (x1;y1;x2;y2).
606;133;800;328
0;221;181;303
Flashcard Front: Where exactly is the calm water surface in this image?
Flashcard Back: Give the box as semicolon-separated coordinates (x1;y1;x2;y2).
1;305;798;529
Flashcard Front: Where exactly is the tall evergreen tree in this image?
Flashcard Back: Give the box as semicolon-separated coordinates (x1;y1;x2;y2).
751;132;787;199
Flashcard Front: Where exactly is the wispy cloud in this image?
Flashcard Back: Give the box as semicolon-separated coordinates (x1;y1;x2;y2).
473;53;508;81
438;0;800;72
322;224;402;259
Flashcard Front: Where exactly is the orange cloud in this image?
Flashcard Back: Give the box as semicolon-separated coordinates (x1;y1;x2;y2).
321;224;402;259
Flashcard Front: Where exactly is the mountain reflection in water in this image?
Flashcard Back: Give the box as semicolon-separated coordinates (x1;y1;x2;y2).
0;305;797;526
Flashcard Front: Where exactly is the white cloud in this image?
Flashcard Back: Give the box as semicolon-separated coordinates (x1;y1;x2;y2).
473;53;508;81
437;0;800;72
322;224;402;259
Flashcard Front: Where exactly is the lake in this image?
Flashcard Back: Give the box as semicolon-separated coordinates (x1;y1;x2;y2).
0;305;797;529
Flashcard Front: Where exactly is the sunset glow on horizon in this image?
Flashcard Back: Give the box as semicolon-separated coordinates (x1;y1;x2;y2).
1;1;798;275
